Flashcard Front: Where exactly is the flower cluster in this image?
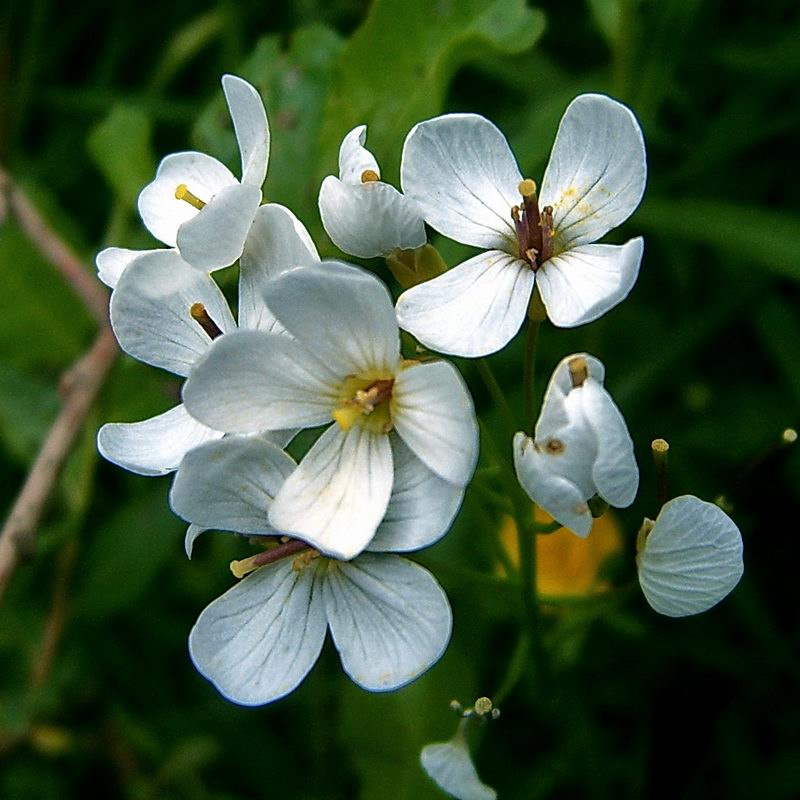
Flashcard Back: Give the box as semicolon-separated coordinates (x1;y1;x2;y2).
97;75;744;716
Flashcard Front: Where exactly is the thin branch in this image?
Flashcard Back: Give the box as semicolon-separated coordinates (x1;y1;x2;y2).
0;164;109;325
0;327;118;601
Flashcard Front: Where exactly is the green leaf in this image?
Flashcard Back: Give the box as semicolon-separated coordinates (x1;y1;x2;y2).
0;360;59;464
74;482;181;619
87;104;156;207
753;295;800;407
0;222;94;371
319;0;546;181
635;197;800;283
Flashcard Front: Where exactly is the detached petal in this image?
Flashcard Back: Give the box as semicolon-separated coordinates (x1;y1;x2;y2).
536;239;643;328
239;204;319;332
96;247;161;289
170;436;296;533
638;496;744;618
368;437;464;553
513;432;593;538
323;554;452;691
579;379;638;507
183;329;339;433
177;182;261;271
392;360;479;486
319;176;426;259
421;736;497;800
338;125;380;184
189;559;327;705
269;425;394;560
402;113;521;250
138;152;237;247
110;250;235;376
396;250;533;358
97;403;221;476
264;261;400;375
222;74;269;188
540;94;647;250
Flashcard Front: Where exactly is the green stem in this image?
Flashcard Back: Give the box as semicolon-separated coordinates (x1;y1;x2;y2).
522;318;541;434
476;359;515;440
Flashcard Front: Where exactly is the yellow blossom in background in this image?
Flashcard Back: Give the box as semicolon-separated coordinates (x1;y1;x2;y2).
499;508;623;598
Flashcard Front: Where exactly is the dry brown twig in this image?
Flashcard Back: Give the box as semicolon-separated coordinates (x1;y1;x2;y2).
0;166;118;601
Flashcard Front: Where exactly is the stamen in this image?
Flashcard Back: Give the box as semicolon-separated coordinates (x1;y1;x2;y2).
361;169;380;183
230;554;262;579
539;205;555;264
568;356;588;388
190;302;223;339
175;183;206;210
333;377;394;431
230;539;310;579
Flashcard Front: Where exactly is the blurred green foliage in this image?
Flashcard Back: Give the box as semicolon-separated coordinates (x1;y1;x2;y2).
1;0;800;798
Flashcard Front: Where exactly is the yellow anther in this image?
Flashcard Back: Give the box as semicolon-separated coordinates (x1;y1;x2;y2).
783;428;798;444
230;555;261;579
568;356;588;387
519;178;537;197
651;438;670;455
175;183;206;209
332;404;364;432
361;169;380;183
474;697;494;716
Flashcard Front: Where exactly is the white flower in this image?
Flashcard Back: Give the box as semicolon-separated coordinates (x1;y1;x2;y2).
637;495;744;617
182;260;479;560
396;93;646;357
95;247;162;289
170;435;454;705
98;204;317;475
421;725;496;800
318;125;426;258
137;74;269;272
513;353;638;537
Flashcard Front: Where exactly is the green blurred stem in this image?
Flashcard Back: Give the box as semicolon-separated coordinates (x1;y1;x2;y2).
476;359;515;440
523;318;541;434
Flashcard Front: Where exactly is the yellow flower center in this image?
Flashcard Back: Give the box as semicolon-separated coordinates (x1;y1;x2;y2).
332;372;395;434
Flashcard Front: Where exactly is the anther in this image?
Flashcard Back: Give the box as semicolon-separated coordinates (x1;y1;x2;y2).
190;302;223;339
568;356;588;388
230;555;261;579
175;183;206;210
360;169;380;183
518;178;537;198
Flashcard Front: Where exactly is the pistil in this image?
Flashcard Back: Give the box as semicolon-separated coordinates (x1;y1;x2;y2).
333;376;395;433
511;179;555;270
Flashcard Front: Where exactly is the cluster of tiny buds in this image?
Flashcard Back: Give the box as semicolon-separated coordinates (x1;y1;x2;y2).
450;697;501;722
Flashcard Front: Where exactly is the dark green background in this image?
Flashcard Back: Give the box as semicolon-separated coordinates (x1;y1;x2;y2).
1;0;799;797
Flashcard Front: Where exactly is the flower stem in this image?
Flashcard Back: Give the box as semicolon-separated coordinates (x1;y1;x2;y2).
523;318;541;434
476;359;515;440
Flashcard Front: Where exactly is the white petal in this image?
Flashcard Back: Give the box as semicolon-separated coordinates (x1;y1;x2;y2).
184;524;208;558
396;250;533;358
97;403;222;476
319;176;426;259
638;496;744;618
222;74;269;187
189;559;327;705
269;425;393;560
421;736;497;800
536;239;643;328
338;125;380;184
138;152;238;247
368;436;464;553
238;204;319;333
392;360;479;487
546;352;606;400
176;183;261;271
578;379;638;507
110;249;236;376
323;554;451;691
96;247;161;289
540;94;647;249
183;329;339;433
264;261;400;375
401;113;521;250
170;436;296;533
513;431;593;538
